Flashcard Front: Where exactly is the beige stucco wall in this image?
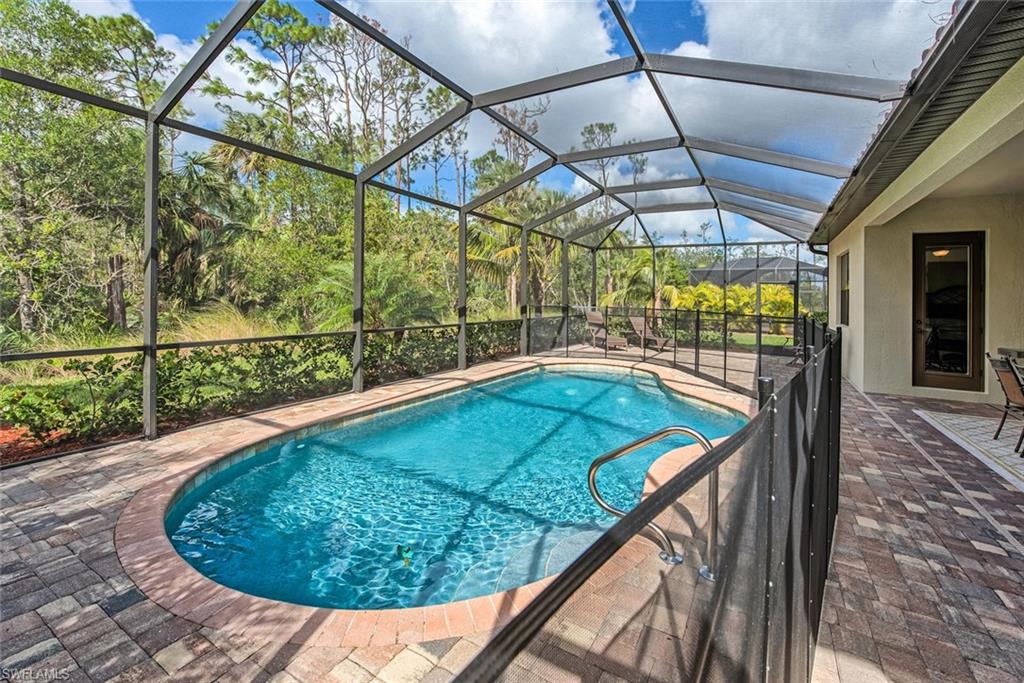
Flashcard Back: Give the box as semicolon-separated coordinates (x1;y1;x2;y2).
826;221;864;387
827;56;1024;403
861;194;1023;403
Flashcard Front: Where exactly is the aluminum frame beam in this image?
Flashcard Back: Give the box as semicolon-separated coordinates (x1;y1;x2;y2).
646;53;905;102
457;210;468;369
718;196;817;229
525;190;603;230
352;180;366;391
718;202;814;240
596;239;800;251
687;137;852;178
315;0;473;101
472;57;640;109
558;136;680;164
141;122;160;438
633;214;655;246
705;177;829;213
519;227;529;353
636;201;716;215
595;219;628;248
605;177;703;194
463;159;555;212
1;67;147;118
565;209;634;242
151;0;264;122
360;101;471;181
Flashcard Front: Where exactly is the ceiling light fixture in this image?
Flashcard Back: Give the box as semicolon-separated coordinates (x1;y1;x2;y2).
932;249;950;257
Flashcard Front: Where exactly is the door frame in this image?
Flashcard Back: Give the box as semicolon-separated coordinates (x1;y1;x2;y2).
912;231;985;391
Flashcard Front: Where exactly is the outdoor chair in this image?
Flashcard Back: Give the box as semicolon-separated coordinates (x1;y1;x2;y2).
987;352;1024;454
586;310;628;350
629;316;675;351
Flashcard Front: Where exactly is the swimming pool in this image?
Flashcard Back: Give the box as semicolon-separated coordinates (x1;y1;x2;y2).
165;366;746;610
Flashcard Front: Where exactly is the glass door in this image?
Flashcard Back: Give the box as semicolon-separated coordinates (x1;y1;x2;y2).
912;232;985;391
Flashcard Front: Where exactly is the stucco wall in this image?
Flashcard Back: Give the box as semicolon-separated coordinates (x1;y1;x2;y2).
827;223;864;387
861;194;1023;403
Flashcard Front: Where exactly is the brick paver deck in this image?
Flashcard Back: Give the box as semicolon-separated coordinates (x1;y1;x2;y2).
3;360;1023;682
813;389;1024;683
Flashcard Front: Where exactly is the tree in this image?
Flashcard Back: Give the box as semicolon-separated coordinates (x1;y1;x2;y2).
86;14;175;108
204;0;321;133
579;123;617;203
0;0;146;335
491;100;548;170
310;255;441;330
210;114;278;190
159;152;253;308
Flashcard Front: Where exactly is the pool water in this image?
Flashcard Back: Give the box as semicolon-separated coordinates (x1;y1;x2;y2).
165;367;746;609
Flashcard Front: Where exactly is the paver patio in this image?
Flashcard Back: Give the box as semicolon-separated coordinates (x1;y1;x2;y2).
2;360;1023;682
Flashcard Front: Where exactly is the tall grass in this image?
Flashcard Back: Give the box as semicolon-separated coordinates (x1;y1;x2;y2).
1;302;296;385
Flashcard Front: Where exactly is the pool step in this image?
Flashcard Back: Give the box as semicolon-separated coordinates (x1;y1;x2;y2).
451;526;605;601
544;528;605;576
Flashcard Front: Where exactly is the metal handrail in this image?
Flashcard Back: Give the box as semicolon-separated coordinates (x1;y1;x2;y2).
588;425;714;565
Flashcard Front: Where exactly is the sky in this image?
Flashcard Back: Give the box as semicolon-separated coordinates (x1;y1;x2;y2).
69;0;954;244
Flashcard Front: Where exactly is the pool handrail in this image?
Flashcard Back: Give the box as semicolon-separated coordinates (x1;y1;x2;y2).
587;425;714;565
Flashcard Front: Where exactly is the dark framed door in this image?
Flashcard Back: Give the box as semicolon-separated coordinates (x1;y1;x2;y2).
913;231;985;391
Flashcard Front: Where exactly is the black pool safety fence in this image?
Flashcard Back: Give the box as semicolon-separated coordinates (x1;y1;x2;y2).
527;305;825;399
456;324;843;683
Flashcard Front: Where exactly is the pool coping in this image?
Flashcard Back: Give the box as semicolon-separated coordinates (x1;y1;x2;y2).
114;356;758;647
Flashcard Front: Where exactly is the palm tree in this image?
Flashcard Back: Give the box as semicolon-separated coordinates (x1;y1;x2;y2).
311;255;441;330
159;152;254;307
599;248;682;310
209;113;277;189
467;188;578;312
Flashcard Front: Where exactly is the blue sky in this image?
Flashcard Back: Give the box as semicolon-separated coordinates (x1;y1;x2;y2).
73;0;949;244
132;1;235;40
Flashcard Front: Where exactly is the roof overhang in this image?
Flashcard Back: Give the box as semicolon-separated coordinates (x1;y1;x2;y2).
810;1;1024;244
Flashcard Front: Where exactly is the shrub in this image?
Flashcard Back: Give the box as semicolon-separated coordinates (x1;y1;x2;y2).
1;334;354;447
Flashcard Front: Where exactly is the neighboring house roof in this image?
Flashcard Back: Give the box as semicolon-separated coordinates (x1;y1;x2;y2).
688;257;826;286
811;1;1024;244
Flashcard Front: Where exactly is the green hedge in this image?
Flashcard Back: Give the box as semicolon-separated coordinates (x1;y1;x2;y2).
1;335;354;447
364;326;459;386
467;319;520;363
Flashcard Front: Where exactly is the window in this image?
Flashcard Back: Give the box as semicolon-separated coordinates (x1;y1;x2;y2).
839;252;850;326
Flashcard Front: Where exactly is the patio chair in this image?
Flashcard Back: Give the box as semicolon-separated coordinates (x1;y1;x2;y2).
586;310;628;350
987;352;1024;454
629;316;674;351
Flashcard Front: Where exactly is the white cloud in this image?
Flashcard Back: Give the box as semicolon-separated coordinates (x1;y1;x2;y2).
69;0;139;18
346;0;620;93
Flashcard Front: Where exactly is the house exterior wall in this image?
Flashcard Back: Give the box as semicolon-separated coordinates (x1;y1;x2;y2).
862;194;1023;403
827;57;1024;404
827;222;865;387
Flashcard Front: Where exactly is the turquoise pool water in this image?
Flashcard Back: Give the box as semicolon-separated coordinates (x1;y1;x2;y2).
165;367;746;609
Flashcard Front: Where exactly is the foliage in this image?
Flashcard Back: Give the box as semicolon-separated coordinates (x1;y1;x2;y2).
467;320;520;363
365;327;458;386
0;354;142;442
0;335;353;446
